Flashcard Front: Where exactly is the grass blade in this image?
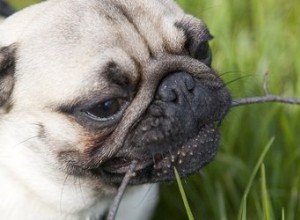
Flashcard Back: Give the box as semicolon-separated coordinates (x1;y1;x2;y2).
261;163;272;220
217;183;227;220
174;167;195;220
282;208;285;220
238;137;275;220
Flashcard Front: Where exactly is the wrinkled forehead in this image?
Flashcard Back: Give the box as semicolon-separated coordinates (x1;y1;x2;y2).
1;0;210;58
16;0;188;61
1;0;209;107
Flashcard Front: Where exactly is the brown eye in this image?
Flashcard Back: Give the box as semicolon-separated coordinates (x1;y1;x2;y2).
86;98;124;120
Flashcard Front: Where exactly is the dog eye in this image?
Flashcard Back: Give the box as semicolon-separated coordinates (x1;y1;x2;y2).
85;98;124;120
194;41;212;65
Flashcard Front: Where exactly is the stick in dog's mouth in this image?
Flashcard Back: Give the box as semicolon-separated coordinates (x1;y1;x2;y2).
107;160;138;220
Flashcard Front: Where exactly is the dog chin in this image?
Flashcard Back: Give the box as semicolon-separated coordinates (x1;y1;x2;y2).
89;123;220;184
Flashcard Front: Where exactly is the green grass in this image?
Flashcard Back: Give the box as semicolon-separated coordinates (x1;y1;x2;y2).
154;0;300;220
174;167;195;220
238;138;274;220
8;0;300;219
8;0;40;10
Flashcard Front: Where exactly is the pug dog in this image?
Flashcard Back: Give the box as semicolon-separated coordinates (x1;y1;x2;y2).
0;0;231;219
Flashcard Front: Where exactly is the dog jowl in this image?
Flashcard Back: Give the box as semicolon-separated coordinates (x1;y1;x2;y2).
0;0;231;219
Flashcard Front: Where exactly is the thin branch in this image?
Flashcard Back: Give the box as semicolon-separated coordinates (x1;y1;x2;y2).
232;71;300;107
263;71;270;95
232;95;300;107
106;160;137;220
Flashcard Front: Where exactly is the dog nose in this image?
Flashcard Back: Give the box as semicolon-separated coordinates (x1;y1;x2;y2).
156;71;230;125
158;72;195;103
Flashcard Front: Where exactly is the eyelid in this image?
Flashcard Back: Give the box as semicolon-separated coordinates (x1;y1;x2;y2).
200;31;214;43
83;98;127;122
58;88;130;118
76;97;129;129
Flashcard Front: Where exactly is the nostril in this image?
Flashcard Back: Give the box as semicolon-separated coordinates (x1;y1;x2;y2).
159;84;177;102
184;74;195;91
157;72;195;103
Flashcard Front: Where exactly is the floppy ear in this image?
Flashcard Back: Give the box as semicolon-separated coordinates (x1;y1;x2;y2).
0;45;15;106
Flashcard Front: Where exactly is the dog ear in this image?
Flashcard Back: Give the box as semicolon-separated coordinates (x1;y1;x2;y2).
0;45;15;106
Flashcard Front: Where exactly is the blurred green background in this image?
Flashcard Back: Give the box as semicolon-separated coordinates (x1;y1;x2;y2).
7;0;300;219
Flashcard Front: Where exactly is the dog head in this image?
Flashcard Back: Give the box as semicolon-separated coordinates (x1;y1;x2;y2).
0;0;230;192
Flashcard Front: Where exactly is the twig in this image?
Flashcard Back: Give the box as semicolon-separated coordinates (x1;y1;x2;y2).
106;160;137;220
232;95;300;107
232;71;300;107
263;71;270;95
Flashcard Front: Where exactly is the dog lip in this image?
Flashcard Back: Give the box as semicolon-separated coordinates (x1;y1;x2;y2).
98;122;220;183
101;157;153;174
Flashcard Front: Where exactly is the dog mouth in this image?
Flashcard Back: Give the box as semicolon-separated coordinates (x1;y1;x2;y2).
95;123;219;184
101;157;153;174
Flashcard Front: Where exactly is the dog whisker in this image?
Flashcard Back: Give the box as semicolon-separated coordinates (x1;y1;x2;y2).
218;70;243;77
224;74;253;86
13;136;39;148
77;176;87;206
152;155;157;167
60;174;70;215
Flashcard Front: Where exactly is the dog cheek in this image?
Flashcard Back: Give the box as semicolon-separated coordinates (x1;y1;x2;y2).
36;114;87;154
39;113;112;162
